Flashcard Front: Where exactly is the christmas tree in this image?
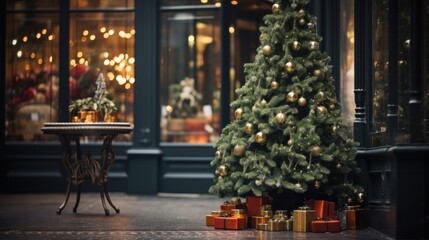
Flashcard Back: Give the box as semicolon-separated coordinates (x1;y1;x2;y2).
209;0;364;207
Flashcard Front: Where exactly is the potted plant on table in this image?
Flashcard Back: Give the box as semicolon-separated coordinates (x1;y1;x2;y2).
69;73;118;123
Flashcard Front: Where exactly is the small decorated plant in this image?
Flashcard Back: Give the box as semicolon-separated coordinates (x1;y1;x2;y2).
69;73;118;122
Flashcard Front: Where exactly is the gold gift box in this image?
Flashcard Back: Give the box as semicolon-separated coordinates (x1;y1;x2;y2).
293;207;316;232
267;219;283;231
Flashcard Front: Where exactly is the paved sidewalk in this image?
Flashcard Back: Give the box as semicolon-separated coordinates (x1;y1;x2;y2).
0;193;393;239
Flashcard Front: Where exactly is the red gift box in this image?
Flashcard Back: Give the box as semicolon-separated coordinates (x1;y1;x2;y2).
311;219;340;233
246;196;270;217
314;200;336;219
214;216;246;230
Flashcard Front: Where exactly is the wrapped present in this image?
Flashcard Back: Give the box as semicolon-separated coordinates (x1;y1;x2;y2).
313;200;336;219
267;219;283;231
273;210;288;219
214;215;246;230
256;223;268;230
221;198;245;215
231;209;248;227
311;219;340;233
206;210;227;226
284;219;293;231
251;215;271;228
246;196;270;217
293;206;316;232
345;206;366;230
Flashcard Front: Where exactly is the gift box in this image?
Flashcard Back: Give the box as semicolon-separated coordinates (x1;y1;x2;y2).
246;196;270;217
220;198;245;215
267;219;283;231
284;219;293;231
214;216;246;230
311;219;340;233
313;200;336;219
206;210;227;226
231;209;248;227
345;206;366;230
251;216;270;228
293;206;316;232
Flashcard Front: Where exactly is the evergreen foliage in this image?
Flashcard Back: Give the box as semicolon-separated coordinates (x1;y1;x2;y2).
209;0;364;205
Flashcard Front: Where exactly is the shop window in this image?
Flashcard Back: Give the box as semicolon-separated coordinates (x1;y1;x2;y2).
70;11;135;142
5;13;60;141
70;0;134;9
160;9;221;143
6;0;59;10
339;0;355;130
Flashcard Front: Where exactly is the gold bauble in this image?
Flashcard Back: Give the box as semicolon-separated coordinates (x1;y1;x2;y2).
272;3;281;13
218;165;227;176
311;145;322;157
332;125;338;133
317;106;328;115
215;150;221;160
298;9;305;15
298;18;306;26
298;97;307;106
233;145;245;157
294;183;302;189
271;81;279;90
287;139;293;146
292;41;301;51
255;131;267;144
284;61;295;73
244;122;254;134
287;91;298;102
275;112;286;124
307;22;316;30
218;176;223;181
314;181;321;189
329;103;335;109
261;99;268;106
313;69;325;80
262;45;272;56
316;91;325;100
234;108;243;119
336;162;342;169
309;41;319;51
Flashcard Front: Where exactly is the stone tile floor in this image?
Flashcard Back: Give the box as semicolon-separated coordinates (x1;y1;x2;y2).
0;193;393;240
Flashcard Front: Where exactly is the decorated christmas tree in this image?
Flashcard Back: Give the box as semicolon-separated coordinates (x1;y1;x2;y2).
209;0;364;208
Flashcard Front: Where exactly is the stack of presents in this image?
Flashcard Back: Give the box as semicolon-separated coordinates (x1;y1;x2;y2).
206;196;366;232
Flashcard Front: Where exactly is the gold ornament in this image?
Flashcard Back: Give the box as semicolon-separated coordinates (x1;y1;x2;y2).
317;106;328;115
218;176;223;181
329;103;335;109
275;113;286;124
294;183;302;189
261;99;267;106
287;91;298;102
218;165;227;176
255;131;267;144
316;91;325;100
284;61;295;73
287;139;293;146
307;22;316;30
271;81;279;90
298;9;305;15
311;145;322;157
272;3;281;13
298;18;306;26
215;150;221;160
262;45;272;56
314;181;321;189
332;125;338;133
234;108;243;119
233;145;245;157
292;41;301;51
313;69;325;80
298;97;307;106
358;193;365;203
244;122;254;134
309;41;319;51
336;162;342;169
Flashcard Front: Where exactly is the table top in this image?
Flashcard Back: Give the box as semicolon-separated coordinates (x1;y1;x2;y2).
41;122;133;136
